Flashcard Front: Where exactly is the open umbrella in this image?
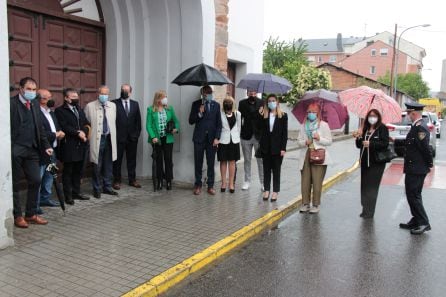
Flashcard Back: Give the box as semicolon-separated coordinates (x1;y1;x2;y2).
339;86;402;124
46;163;65;214
172;63;233;86
292;89;348;130
236;73;292;94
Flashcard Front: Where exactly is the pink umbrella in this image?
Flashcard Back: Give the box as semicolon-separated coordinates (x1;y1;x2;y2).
339;86;402;124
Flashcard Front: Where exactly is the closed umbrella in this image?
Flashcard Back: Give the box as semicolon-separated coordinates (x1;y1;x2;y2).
172;63;233;86
46;163;66;214
236;73;292;94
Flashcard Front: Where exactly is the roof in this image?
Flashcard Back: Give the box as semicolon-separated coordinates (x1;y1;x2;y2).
296;35;366;53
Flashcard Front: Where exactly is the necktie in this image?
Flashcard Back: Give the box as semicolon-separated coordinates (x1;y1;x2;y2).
102;105;109;134
72;107;79;119
25;101;30;110
124;100;129;116
206;102;210;113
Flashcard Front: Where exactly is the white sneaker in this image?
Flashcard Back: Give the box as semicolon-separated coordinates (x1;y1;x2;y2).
299;204;310;213
242;182;250;190
309;205;320;214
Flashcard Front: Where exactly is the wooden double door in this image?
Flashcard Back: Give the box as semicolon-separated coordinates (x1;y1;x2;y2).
8;6;104;106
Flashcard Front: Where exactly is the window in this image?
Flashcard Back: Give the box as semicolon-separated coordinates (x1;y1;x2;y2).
371;49;376;56
380;48;389;56
318;56;323;63
329;55;337;62
308;56;316;62
370;66;376;75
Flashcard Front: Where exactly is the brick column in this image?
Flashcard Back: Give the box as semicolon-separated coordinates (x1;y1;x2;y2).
214;0;229;101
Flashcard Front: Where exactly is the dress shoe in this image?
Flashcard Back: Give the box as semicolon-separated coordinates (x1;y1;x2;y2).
207;188;216;195
14;217;29;228
65;198;75;205
410;224;431;235
399;222;418;230
193;186;202;195
25;215;48;225
112;182;121;190
166;181;172;191
93;191;101;199
129;181;142;188
36;208;44;215
73;194;90;200
103;189;118;196
40;199;60;207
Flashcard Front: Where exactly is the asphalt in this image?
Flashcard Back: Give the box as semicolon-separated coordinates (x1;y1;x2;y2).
167;126;446;297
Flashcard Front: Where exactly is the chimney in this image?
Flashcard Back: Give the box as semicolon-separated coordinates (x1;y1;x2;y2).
336;33;343;51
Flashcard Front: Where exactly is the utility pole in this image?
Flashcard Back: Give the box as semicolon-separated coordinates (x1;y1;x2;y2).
390;24;397;97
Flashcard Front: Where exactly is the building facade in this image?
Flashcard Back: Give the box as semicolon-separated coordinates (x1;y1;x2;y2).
0;0;264;248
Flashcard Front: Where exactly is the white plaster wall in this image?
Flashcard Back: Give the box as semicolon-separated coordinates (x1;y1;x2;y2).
0;0;15;248
441;59;446;93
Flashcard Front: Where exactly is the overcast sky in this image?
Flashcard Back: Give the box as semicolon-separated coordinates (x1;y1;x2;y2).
263;0;446;92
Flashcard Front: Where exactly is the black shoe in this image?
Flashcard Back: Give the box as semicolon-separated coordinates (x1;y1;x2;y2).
40;200;60;207
229;189;235;194
103;189;118;196
73;194;90;201
157;180;163;190
221;188;226;193
166;182;172;191
65;198;75;205
399;222;418;230
410;224;431;235
93;191;101;199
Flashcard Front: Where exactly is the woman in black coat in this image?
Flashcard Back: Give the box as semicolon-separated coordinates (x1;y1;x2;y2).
354;109;389;218
258;94;288;202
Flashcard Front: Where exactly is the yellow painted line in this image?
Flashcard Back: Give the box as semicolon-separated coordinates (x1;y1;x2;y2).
122;161;359;297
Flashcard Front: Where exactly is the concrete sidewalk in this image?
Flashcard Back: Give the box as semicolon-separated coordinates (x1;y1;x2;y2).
0;138;357;297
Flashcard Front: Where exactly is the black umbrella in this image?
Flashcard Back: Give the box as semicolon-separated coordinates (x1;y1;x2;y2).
46;163;66;214
172;63;233;86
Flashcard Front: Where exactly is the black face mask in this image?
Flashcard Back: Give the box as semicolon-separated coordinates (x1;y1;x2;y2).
70;99;79;106
248;96;257;102
223;103;233;111
47;99;55;108
121;91;129;99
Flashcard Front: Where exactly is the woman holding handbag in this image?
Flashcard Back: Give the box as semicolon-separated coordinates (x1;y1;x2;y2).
353;109;389;218
297;103;332;214
146;90;180;190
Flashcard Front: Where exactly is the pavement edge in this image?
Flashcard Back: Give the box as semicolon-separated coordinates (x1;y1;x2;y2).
122;160;360;297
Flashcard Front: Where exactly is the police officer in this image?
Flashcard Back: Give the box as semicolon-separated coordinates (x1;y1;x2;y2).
399;102;433;235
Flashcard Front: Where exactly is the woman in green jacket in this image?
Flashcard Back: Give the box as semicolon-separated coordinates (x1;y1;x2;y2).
146;90;180;190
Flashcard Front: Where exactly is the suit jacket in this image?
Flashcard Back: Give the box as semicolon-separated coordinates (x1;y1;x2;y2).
219;111;241;144
355;124;389;166
55;102;90;162
238;98;264;140
404;119;433;175
146;105;180;144
188;99;222;144
10;94;51;155
84;100;117;164
258;112;288;156
112;98;142;142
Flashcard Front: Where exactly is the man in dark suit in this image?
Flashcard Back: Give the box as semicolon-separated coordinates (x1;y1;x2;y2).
399;102;433;235
112;84;142;189
10;77;53;228
188;86;222;195
36;89;66;213
55;88;90;205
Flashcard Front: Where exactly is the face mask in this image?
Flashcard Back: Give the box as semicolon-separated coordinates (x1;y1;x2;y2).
307;112;317;122
47;99;55;108
23;91;36;101
120;91;129;99
268;101;277;110
206;94;213;101
69;98;79;105
248;96;257;102
368;116;378;125
161;97;168;105
223;103;233;111
98;94;109;103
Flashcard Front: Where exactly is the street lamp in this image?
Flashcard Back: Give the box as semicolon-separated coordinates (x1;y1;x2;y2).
392;24;430;100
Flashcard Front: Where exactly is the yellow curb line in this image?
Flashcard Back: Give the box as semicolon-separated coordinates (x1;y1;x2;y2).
122;161;360;297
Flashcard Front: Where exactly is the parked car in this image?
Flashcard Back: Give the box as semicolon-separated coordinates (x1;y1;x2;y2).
387;112;436;158
429;112;441;138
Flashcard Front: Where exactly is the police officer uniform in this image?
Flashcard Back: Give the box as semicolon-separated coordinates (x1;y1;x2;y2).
399;102;433;235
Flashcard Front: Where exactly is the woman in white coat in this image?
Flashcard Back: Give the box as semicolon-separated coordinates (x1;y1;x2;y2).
297;102;332;213
218;96;241;193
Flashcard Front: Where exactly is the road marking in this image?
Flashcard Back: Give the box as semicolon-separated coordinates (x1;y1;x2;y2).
391;198;406;220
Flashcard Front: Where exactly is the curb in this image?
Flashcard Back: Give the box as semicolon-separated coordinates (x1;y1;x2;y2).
123;161;360;297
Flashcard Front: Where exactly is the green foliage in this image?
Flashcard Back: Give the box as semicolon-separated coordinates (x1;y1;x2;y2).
289;65;332;105
442;107;446;118
377;72;430;100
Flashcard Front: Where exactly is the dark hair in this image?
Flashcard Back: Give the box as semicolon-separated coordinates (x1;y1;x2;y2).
121;84;133;92
362;109;383;136
19;77;37;88
266;94;277;101
63;88;78;98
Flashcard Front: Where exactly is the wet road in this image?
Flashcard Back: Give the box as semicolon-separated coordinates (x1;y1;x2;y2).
167;126;446;297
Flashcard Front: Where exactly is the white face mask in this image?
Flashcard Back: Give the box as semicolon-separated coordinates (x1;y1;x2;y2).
368;116;378;125
161;97;168;105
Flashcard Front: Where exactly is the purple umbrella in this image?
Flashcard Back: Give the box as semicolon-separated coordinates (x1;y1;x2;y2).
291;89;348;130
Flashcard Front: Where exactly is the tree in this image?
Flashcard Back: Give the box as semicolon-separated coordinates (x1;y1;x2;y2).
378;72;430;100
289;65;332;105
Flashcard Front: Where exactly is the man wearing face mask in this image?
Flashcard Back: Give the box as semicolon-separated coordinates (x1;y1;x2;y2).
188;85;222;195
37;89;65;212
238;89;264;190
10;77;53;228
112;84;142;190
55;88;90;205
84;85;118;199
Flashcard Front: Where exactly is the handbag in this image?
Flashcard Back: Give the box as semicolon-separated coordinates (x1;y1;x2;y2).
166;120;175;134
375;146;397;163
309;148;326;164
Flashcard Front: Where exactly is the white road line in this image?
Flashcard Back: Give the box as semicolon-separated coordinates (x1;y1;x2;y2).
391;197;407;220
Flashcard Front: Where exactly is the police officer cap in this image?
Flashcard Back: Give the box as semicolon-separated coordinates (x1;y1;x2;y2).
404;102;425;111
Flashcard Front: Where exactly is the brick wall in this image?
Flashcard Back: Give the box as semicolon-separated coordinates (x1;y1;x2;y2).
214;0;229;101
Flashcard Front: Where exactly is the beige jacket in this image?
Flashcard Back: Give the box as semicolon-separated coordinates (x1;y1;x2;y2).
84;100;117;164
297;120;333;170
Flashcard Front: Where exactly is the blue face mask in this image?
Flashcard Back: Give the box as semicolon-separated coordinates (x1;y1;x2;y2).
268;101;277;110
98;94;109;103
23;91;36;101
205;94;213;102
307;112;317;122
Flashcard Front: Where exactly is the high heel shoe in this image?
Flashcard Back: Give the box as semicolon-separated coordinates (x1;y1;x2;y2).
229;188;235;194
166;181;172;191
270;192;278;202
262;191;270;201
157;180;163;190
220;188;226;193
